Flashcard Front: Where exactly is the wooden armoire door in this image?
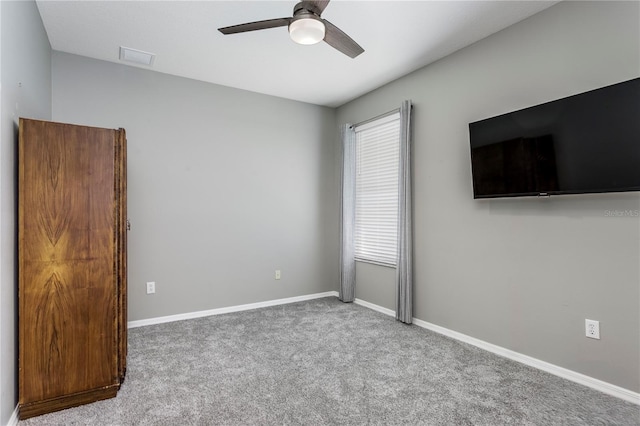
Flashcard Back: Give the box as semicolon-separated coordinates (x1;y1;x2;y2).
18;118;127;419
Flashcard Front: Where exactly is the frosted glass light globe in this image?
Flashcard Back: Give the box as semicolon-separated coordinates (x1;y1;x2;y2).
289;18;325;45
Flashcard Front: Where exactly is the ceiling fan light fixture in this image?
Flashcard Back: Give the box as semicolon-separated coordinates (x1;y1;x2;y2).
218;0;364;58
289;17;325;45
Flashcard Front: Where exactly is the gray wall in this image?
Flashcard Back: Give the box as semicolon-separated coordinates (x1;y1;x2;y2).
51;52;338;322
0;1;51;423
336;1;640;392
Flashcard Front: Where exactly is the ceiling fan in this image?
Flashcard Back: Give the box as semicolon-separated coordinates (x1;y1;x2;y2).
218;0;364;58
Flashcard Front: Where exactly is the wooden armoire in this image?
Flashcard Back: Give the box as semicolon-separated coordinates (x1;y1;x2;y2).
18;118;128;419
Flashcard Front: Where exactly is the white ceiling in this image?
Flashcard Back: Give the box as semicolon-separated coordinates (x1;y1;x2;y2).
36;0;558;107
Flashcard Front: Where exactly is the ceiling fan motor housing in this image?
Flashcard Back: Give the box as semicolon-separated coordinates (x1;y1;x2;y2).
293;2;323;17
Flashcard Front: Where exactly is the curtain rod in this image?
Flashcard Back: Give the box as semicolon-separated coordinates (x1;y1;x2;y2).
351;108;400;129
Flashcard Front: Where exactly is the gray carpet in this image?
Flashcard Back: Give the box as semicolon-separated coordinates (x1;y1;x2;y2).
20;297;639;425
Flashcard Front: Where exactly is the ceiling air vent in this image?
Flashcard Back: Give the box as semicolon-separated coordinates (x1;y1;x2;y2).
119;46;155;66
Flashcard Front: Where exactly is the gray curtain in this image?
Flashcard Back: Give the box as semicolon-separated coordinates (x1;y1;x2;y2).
396;100;413;323
339;124;356;302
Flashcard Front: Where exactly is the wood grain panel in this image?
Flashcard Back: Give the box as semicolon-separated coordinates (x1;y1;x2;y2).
84;124;117;388
18;118;127;418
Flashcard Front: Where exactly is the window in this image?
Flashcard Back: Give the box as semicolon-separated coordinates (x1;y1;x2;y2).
354;112;400;266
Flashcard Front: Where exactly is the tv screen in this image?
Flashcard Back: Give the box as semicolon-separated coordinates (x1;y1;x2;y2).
469;78;640;199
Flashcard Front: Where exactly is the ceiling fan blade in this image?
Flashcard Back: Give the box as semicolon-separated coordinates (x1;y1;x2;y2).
322;19;364;58
218;18;291;35
307;0;330;14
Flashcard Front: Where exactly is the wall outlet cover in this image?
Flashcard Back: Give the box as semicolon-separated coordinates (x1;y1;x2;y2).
585;319;600;339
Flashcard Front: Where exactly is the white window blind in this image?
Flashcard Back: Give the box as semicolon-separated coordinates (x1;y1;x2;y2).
354;112;400;266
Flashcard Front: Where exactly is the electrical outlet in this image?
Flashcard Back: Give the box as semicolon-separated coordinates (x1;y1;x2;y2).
275;270;281;280
585;319;600;339
146;281;156;294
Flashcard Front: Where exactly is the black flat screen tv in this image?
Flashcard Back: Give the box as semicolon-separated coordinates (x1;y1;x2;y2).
469;78;640;199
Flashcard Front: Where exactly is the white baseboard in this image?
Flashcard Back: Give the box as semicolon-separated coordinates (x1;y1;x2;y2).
7;405;18;426
128;291;339;329
354;298;640;405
